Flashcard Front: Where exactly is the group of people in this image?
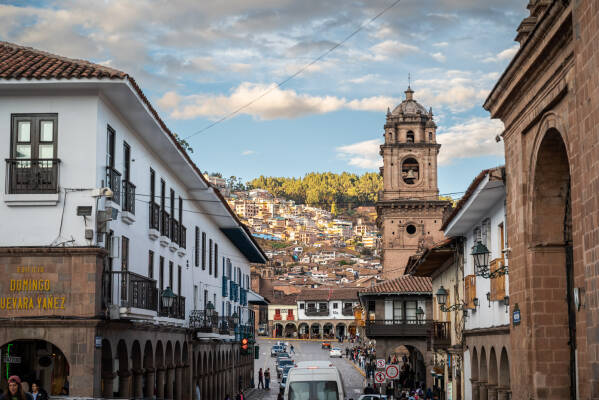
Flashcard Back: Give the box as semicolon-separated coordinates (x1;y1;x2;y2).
0;376;48;400
256;368;271;390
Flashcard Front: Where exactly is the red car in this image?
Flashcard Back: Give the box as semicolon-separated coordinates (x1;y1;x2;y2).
321;341;331;349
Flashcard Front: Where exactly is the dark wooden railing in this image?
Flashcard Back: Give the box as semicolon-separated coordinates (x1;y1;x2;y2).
432;321;451;349
161;210;170;237
150;202;160;230
122;180;136;214
342;307;354;316
5;159;60;194
159;293;185;319
105;166;121;204
180;225;187;249
305;308;329;316
189;309;218;332
103;271;158;312
365;319;431;337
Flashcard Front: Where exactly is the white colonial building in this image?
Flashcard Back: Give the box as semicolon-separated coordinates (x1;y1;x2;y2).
295;288;359;339
0;42;267;400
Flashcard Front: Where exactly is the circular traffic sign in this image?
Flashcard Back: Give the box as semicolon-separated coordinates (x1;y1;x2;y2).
376;359;386;369
375;371;386;384
386;364;399;380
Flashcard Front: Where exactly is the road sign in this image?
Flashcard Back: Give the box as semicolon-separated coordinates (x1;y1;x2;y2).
376;359;386;369
385;364;399;380
374;371;386;384
3;355;21;364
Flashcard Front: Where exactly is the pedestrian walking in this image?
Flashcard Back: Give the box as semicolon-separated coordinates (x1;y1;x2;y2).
257;368;264;389
0;376;33;400
264;368;271;390
29;382;47;400
290;344;295;354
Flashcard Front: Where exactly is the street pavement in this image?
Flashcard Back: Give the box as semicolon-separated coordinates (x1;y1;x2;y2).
248;338;368;400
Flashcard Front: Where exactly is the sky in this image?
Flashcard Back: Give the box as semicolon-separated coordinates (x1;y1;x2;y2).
0;0;528;197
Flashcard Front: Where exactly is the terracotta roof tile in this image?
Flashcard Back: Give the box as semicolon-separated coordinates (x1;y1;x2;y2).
359;275;432;295
0;41;267;263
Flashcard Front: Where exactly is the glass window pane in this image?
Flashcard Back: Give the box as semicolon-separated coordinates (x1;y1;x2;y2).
18;121;31;142
16;145;31;159
39;144;54;159
40;121;54;142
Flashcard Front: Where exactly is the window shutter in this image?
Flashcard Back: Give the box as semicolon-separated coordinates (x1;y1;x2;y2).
465;275;476;309
490;259;506;300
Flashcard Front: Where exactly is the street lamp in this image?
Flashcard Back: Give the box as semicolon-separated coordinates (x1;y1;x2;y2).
206;301;215;320
471;241;490;277
416;307;424;323
232;311;240;327
161;286;176;309
435;286;448;307
486;292;491;307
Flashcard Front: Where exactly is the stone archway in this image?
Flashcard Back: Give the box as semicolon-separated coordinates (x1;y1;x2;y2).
274;323;284;338
101;339;114;398
310;323;321;339
471;347;479;399
116;340;130;399
489;347;498;395
335;322;346;338
298;323;309;339
529;126;576;398
284;323;297;338
165;341;174;400
131;340;143;399
323;322;334;339
389;344;427;390
155;341;165;400
499;347;510;399
143;341;154;399
479;347;488;400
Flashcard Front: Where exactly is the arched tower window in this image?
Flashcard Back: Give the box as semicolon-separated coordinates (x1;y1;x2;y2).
429;132;433;141
406;131;415;143
402;158;419;184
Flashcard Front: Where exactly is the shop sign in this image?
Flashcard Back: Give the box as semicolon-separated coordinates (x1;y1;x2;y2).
3;355;21;364
0;266;66;312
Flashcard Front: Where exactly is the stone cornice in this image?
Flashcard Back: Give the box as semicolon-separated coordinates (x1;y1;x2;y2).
463;325;509;337
380;143;441;150
0;246;108;256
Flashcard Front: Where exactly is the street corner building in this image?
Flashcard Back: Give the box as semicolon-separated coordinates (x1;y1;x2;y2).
0;42;268;399
483;1;599;399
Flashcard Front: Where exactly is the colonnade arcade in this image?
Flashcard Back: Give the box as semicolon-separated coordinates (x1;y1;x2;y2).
469;345;511;400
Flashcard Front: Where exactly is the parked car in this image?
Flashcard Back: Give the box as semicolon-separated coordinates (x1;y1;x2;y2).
280;365;294;378
279;374;288;394
329;347;342;358
277;358;295;378
271;345;286;357
358;396;388;400
321;341;331;349
276;353;290;365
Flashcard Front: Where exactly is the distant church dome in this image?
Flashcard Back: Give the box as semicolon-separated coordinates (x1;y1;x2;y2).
391;86;428;116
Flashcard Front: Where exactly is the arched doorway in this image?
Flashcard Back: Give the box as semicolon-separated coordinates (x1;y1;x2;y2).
348;324;357;338
298;323;309;339
0;340;71;396
335;323;346;339
479;347;488;398
499;348;510;394
323;322;334;339
530;127;576;397
284;323;297;338
471;347;479;399
310;323;321;339
273;323;283;338
390;344;426;390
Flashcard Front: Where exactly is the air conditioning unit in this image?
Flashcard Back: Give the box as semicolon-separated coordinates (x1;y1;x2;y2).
110;236;120;259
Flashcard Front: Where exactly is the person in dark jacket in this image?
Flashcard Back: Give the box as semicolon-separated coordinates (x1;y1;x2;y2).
29;382;48;400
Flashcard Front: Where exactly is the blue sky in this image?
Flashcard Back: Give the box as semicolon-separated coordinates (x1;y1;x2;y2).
0;0;527;197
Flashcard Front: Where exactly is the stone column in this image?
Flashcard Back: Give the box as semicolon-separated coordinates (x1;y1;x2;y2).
471;380;480;400
175;366;183;400
145;368;156;399
156;368;166;400
117;370;132;399
487;384;498;400
101;372;116;398
133;369;144;399
479;382;488;400
166;366;175;400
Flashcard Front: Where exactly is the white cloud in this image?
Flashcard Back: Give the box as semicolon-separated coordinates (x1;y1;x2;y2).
347;74;380;84
437;118;505;165
370;40;419;61
431;52;446;62
483;44;519;63
159;83;396;120
433;42;449;47
336;139;383;169
241;150;255;155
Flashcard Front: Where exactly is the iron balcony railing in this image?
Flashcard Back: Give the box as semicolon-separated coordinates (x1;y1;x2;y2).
161;210;170;237
158;292;185;319
365;319;431;337
305;308;329;316
432;321;451;349
189;309;219;332
105;166;121;205
180;225;187;249
122;180;136;214
150;202;160;230
171;219;180;245
218;316;236;334
103;270;158;312
5;158;60;194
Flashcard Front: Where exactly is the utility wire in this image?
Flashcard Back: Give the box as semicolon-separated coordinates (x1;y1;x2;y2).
183;0;402;140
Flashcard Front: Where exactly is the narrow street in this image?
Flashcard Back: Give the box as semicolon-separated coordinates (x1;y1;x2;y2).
249;338;367;400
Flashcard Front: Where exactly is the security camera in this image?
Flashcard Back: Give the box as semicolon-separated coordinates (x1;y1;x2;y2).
92;187;113;198
495;135;502;143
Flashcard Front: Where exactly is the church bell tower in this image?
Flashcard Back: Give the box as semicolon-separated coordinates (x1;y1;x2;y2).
377;86;452;278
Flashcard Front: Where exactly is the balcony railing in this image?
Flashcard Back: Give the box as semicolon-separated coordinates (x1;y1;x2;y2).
105;166;121;204
365;319;431;337
122;180;136;214
171;219;180;244
180;225;187;249
218;316;236;334
305;308;329;316
274;314;282;320
158;292;185;319
150;202;160;230
161;210;170;237
342;307;354;316
103;271;158;312
5;159;60;194
189;309;218;332
432;321;451;349
286;313;295;320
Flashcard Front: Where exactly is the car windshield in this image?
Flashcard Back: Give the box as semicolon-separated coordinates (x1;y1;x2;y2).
289;381;339;400
280;359;294;366
278;353;290;358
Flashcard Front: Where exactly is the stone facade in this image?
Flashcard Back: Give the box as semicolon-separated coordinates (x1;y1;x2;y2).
377;88;451;278
483;1;599;398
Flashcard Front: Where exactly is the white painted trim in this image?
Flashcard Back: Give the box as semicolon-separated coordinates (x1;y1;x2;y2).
4;193;60;206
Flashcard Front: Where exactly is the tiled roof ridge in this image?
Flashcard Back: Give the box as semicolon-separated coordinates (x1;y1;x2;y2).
359;275;432;294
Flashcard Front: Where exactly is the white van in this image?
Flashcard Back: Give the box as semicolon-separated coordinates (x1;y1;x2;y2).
284;363;345;400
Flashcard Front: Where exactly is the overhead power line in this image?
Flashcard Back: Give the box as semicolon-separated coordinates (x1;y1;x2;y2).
183;0;402;140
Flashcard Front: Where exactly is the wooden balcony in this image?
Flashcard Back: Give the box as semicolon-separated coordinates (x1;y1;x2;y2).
103;271;158;312
432;321;451;350
365;319;431;337
342;307;354;316
149;202;160;230
161;210;170;237
5;158;60;194
305;308;329;316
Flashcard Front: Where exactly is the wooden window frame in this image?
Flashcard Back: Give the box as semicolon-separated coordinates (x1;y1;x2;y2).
148;250;154;279
11;114;58;161
201;232;206;270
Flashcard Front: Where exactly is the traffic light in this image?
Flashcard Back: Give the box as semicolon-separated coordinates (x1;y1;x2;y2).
241;338;249;354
